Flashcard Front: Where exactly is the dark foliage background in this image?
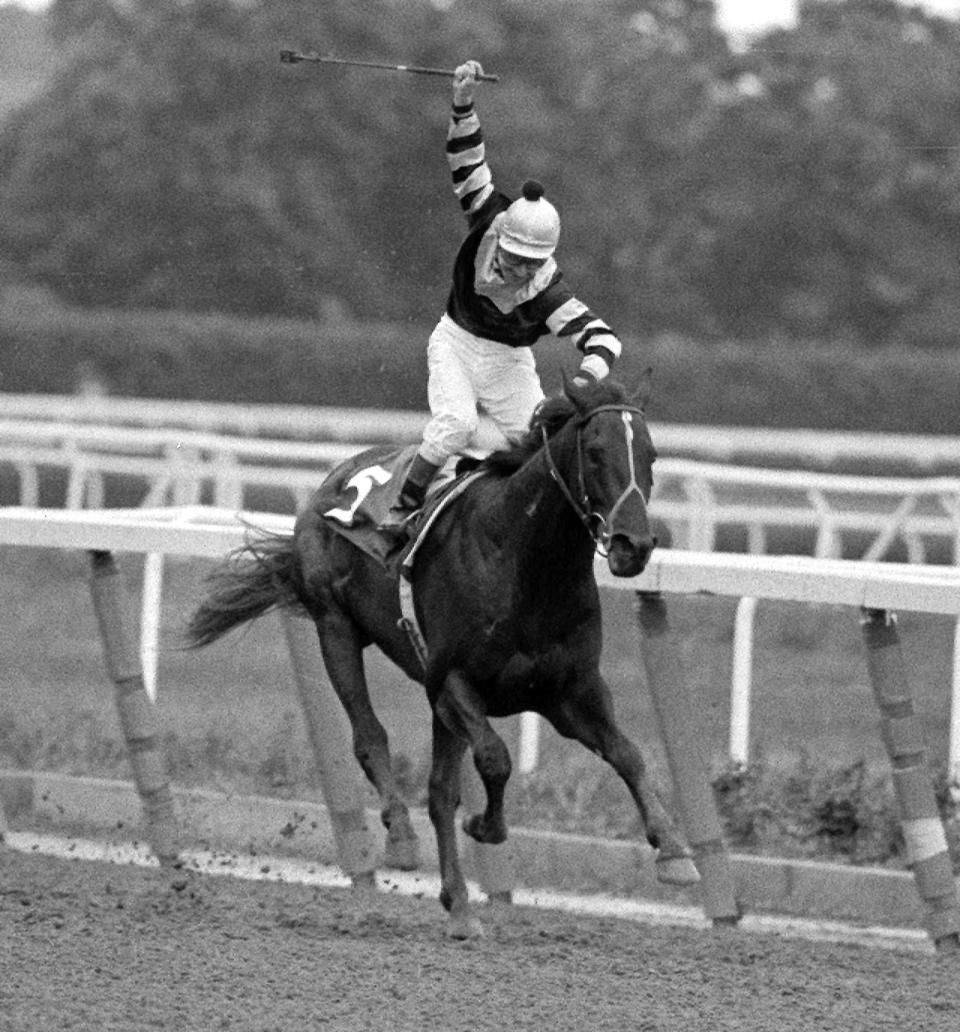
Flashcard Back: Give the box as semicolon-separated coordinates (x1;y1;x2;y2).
4;0;960;351
5;295;960;434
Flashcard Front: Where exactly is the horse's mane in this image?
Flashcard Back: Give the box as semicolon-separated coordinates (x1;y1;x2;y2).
481;378;634;476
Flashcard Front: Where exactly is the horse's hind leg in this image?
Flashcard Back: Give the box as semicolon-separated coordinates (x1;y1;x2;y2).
542;675;699;887
315;611;420;870
427;713;483;939
434;670;510;845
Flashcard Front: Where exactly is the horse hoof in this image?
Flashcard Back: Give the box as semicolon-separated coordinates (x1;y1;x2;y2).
462;814;507;845
656;855;700;886
384;830;421;871
446;915;484;940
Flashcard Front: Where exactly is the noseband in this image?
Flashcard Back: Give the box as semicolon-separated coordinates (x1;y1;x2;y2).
540;402;651;555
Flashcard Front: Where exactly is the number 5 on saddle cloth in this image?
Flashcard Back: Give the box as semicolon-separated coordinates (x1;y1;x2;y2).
318;444;484;566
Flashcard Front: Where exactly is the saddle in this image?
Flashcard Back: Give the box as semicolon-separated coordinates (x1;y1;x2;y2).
318;444;483;566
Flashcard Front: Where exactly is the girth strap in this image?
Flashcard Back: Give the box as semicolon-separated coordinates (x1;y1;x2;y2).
397;468;486;671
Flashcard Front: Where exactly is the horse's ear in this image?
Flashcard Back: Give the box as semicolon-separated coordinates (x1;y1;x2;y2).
631;366;653;411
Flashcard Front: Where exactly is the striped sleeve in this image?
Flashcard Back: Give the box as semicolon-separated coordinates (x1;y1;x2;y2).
446;103;494;216
545;297;623;372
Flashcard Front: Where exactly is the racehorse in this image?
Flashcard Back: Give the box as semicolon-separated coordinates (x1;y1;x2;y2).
186;375;698;938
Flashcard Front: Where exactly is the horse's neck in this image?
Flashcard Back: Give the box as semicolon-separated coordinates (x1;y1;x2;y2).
502;436;595;574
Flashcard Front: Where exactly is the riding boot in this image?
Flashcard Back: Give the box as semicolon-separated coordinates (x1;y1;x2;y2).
399;453;441;510
379;454;441;538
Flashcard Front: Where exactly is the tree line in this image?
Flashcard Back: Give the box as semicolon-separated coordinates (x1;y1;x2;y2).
2;0;960;347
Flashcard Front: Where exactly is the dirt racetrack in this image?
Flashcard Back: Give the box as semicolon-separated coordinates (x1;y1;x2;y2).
3;848;959;1032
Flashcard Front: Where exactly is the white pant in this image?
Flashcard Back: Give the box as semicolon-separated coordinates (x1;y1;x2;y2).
420;314;545;466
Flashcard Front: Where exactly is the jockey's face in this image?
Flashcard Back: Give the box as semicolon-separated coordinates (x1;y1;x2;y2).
496;245;548;287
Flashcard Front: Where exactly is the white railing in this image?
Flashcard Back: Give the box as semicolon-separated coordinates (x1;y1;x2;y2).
0;419;358;511
4;391;960;467
3;420;960;563
0;394;428;443
653;459;960;563
2;506;959;790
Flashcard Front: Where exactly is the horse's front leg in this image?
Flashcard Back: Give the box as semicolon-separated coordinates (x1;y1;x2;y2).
427;714;483;940
434;669;511;845
543;674;700;887
314;610;420;870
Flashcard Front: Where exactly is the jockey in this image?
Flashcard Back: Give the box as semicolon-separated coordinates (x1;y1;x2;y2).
388;58;624;523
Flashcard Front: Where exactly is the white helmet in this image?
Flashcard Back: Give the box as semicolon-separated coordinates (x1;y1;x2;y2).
498;180;560;259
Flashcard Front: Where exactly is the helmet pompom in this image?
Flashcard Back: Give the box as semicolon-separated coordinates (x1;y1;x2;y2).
521;179;545;202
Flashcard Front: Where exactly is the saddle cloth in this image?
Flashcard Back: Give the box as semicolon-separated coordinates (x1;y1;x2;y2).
317;444;473;565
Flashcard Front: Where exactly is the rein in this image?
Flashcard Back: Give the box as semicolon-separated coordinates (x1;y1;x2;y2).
540;402;649;555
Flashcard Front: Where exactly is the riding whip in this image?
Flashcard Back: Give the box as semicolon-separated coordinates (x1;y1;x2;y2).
280;51;500;82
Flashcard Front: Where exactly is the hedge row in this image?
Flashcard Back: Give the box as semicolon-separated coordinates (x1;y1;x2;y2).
3;298;959;436
0;302;429;412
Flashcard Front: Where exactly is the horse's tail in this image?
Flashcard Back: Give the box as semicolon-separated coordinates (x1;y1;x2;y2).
186;531;301;648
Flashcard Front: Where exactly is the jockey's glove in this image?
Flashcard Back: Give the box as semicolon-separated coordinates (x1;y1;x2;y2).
575;349;613;386
453;60;485;106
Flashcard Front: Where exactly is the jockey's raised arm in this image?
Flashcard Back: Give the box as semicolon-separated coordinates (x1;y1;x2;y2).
446;62;495;223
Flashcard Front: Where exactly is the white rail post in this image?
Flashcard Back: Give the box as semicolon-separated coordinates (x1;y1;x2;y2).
88;550;179;865
64;447;87;509
211;450;243;509
280;611;377;887
86;471;105;509
15;461;39;506
745;523;766;555
951;618;960;803
517;711;540;774
687;476;716;551
729;596;758;767
140;553;164;701
170;446;203;507
635;591;739;925
946;484;960;565
810;490;841;558
904;534;927;565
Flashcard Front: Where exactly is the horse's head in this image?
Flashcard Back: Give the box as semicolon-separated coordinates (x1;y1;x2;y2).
541;372;658;577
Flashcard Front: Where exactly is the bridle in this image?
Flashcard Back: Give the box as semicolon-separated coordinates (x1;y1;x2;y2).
540;402;651;555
